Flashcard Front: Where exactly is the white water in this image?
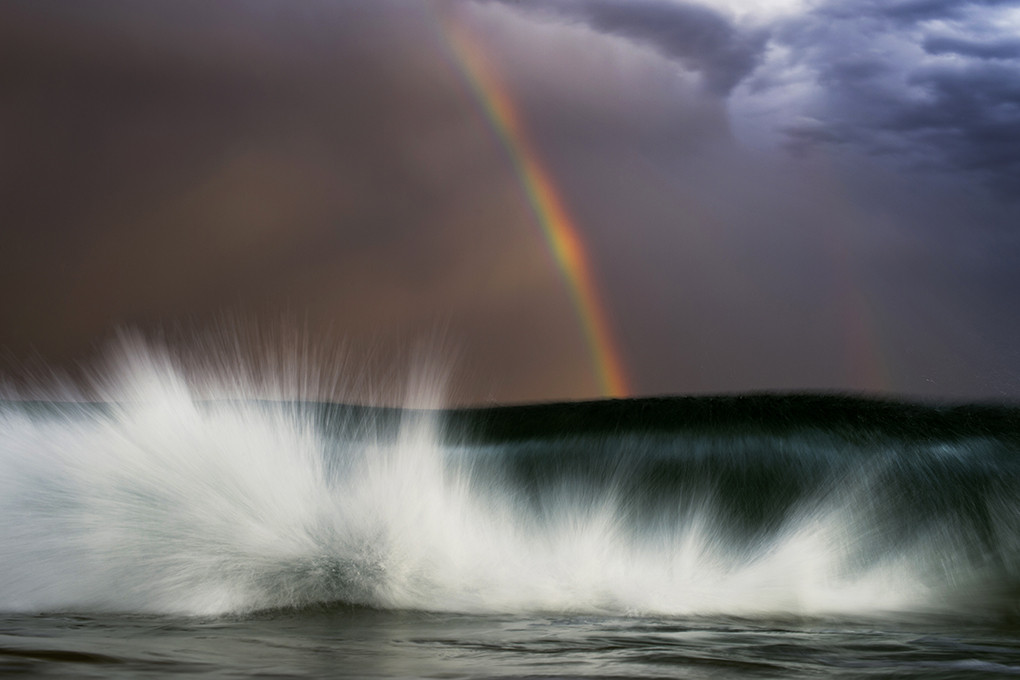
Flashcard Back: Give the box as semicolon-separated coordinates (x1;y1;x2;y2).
0;344;1010;617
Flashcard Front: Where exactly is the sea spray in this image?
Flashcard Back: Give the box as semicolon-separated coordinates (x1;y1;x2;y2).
1;344;1018;617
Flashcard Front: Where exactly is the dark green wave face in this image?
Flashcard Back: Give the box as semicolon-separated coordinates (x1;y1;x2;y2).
2;383;1019;618
309;393;1020;446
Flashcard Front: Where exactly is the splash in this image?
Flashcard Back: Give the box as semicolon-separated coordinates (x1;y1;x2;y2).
438;13;628;398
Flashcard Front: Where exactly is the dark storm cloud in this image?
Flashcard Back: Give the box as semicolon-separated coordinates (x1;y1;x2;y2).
823;0;1015;22
885;63;1020;190
2;0;1018;402
755;0;1020;196
482;0;767;94
923;35;1020;60
489;0;1020;194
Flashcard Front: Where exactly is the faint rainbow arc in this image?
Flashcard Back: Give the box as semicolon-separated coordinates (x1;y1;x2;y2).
439;17;629;398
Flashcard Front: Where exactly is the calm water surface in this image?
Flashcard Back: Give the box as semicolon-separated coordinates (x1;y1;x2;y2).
2;609;1019;678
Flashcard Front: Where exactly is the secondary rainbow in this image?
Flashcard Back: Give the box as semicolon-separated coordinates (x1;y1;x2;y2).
440;16;629;398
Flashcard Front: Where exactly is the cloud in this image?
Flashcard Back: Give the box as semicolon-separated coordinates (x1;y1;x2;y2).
923;35;1020;60
481;0;768;94
1;0;1017;402
488;0;1020;195
735;0;1020;196
885;63;1020;190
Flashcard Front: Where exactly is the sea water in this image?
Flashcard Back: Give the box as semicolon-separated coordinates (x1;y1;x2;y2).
1;345;1018;677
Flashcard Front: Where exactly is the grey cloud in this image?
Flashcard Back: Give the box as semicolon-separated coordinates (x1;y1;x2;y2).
494;0;1020;194
822;0;1016;23
891;64;1020;192
781;122;854;157
769;0;1020;197
923;35;1020;61
884;0;1019;19
484;0;767;95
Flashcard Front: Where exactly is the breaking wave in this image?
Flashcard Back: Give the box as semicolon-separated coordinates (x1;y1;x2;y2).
1;344;1018;618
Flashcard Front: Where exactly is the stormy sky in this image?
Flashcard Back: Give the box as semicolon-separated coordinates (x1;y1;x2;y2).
1;0;1017;404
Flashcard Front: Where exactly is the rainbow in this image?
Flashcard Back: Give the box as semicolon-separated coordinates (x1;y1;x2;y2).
439;15;629;398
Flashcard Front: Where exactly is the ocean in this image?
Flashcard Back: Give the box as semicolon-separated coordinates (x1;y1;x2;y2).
1;361;1019;677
